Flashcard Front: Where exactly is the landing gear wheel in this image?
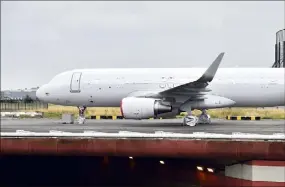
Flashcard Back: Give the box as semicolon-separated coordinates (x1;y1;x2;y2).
197;110;211;124
182;115;198;127
78;116;86;124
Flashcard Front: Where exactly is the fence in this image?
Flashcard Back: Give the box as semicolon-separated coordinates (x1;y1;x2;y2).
0;101;48;111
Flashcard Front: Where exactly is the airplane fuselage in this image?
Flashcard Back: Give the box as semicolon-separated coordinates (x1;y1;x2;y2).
36;68;285;109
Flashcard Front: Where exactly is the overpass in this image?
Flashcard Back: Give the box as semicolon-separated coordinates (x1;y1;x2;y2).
1;126;285;187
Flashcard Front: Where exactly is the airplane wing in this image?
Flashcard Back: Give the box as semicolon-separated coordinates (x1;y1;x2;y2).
125;52;225;106
158;52;225;100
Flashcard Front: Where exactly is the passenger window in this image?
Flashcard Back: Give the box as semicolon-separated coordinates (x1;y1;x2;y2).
159;84;166;88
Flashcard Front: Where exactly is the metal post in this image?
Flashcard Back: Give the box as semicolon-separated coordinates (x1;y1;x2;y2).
278;42;281;67
282;41;285;68
274;44;278;67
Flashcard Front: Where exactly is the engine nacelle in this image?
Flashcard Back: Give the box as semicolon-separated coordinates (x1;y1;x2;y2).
120;97;172;119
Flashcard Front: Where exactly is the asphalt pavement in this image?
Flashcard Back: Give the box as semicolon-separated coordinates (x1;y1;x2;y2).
1;118;284;135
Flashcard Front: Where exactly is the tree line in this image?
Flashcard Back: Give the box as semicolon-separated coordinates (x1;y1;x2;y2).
1;95;38;103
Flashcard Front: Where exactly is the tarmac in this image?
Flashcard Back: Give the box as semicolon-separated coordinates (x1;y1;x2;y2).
1;118;284;135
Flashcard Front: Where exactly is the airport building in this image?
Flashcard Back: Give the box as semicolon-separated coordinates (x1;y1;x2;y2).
1;87;38;101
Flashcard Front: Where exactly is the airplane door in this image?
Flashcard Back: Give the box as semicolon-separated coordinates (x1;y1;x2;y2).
70;72;82;93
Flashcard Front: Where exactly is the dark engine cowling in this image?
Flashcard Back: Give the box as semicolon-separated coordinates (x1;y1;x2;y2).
120;97;172;119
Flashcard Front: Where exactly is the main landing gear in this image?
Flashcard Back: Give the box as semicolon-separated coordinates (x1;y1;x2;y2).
77;106;87;124
182;109;211;127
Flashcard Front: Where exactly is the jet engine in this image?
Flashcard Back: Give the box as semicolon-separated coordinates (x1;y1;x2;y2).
120;97;172;119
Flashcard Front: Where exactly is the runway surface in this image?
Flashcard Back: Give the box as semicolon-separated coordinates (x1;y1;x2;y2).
1;118;284;134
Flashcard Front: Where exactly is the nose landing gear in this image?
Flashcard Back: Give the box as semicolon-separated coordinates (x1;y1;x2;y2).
77;106;87;124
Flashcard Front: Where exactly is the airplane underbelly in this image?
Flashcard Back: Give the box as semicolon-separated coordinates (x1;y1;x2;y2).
214;84;285;107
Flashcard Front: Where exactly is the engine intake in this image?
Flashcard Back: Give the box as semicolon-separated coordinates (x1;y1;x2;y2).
120;97;172;119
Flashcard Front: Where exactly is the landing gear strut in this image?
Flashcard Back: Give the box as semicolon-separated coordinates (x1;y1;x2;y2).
182;109;211;126
77;106;86;124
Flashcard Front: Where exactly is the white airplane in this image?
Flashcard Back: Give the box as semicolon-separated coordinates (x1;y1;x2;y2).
36;52;285;126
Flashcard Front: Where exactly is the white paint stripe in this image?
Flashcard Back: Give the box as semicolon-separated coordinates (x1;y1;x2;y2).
1;112;43;117
0;131;284;140
226;163;285;182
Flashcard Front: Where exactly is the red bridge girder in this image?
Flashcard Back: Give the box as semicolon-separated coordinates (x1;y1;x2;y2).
1;138;285;160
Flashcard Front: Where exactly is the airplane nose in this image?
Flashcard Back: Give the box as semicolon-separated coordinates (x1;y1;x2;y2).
36;88;42;101
36;85;46;101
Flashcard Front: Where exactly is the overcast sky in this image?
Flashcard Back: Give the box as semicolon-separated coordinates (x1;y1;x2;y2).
1;1;284;90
